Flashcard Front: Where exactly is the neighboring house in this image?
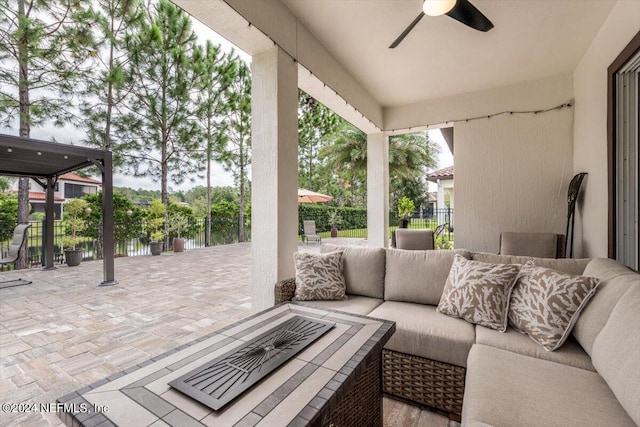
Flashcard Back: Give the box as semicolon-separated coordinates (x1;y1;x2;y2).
10;172;102;220
427;166;454;211
25;192;66;220
424;192;437;217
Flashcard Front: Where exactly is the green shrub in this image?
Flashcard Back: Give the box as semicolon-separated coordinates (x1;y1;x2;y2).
0;193;18;242
83;192;145;243
298;205;366;233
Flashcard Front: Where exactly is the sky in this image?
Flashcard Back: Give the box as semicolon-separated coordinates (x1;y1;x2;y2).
1;10;453;193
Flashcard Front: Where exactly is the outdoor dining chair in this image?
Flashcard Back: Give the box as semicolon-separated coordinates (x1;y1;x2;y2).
499;231;566;258
395;228;435;250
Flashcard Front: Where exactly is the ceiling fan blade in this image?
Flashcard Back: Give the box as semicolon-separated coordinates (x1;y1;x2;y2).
389;12;425;48
446;0;493;32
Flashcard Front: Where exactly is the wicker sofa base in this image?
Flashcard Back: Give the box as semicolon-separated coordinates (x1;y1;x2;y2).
382;349;466;417
320;352;382;427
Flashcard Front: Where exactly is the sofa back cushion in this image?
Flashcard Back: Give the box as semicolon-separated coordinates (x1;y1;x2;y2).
471;252;590;275
322;244;386;299
385;249;471;305
573;258;638;354
590;283;640;425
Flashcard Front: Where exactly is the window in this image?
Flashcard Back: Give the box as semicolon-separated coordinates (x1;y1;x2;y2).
64;183;97;199
609;32;640;271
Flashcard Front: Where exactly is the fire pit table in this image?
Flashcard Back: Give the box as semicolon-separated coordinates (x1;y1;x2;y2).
57;302;395;427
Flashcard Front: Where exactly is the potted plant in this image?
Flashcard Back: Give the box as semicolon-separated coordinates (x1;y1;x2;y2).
397;196;415;228
328;210;342;238
169;212;189;253
147;200;166;256
62;199;90;267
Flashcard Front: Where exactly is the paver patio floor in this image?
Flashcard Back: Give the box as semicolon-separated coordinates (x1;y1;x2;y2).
0;239;449;427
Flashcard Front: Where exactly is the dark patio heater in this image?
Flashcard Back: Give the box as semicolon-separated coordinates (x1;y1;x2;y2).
565;172;587;258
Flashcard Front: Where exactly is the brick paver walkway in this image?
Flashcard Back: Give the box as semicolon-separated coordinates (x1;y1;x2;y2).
1;243;254;426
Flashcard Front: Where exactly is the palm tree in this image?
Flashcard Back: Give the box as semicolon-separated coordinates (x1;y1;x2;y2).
321;123;438;208
320;122;367;183
389;132;437;179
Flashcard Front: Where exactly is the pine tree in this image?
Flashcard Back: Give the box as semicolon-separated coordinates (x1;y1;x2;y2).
298;91;340;191
215;58;251;242
118;0;201;220
81;0;143;154
194;41;235;246
0;0;95;268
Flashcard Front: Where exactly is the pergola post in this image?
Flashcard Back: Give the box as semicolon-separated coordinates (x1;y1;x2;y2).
367;132;390;248
250;46;298;311
44;177;56;269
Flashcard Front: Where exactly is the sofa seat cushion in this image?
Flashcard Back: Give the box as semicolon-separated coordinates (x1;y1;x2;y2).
322;244;386;299
471;252;590;275
296;295;383;316
475;326;594;371
463;344;636;427
368;301;475;367
385;249;471;305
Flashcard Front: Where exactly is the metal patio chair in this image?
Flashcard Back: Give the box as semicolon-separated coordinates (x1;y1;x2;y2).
302;220;321;245
0;223;32;286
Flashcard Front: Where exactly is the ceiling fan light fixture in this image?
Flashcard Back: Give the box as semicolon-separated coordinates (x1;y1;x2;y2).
422;0;457;16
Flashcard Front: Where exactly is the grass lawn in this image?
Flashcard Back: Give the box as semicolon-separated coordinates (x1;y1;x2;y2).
300;221;453;241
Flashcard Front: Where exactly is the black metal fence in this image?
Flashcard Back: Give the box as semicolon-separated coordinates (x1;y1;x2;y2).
0;216;250;269
1;208;454;270
298;208;454;243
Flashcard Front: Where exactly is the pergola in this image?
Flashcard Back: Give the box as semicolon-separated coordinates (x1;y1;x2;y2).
0;134;116;285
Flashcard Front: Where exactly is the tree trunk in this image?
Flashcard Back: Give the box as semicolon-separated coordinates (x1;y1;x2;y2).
206;136;212;247
161;157;169;248
238;146;245;243
15;0;29;269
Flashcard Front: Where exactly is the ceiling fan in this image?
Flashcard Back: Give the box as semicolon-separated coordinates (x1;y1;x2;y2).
389;0;494;48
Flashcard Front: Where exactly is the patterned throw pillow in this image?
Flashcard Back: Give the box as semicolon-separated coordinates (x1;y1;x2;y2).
293;251;347;301
509;261;599;351
437;255;521;331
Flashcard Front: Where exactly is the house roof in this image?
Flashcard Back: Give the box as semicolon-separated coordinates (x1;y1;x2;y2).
7;190;66;202
428;166;454;182
28;191;65;202
60;172;102;185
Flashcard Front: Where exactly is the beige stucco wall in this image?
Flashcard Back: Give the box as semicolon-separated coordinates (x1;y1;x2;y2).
455;109;573;253
572;1;640;258
386;75;574;253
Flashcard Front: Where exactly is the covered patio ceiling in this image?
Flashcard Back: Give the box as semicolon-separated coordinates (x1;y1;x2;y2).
176;0;617;117
0;134;116;285
281;0;616;107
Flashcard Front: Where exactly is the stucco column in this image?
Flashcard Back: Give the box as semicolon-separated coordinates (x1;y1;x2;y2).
437;181;445;210
251;46;298;311
367;132;389;248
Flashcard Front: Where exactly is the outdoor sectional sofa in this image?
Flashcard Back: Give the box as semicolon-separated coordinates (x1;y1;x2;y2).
274;245;640;426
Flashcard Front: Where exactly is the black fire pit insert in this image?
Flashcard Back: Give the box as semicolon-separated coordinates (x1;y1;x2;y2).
169;315;335;410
